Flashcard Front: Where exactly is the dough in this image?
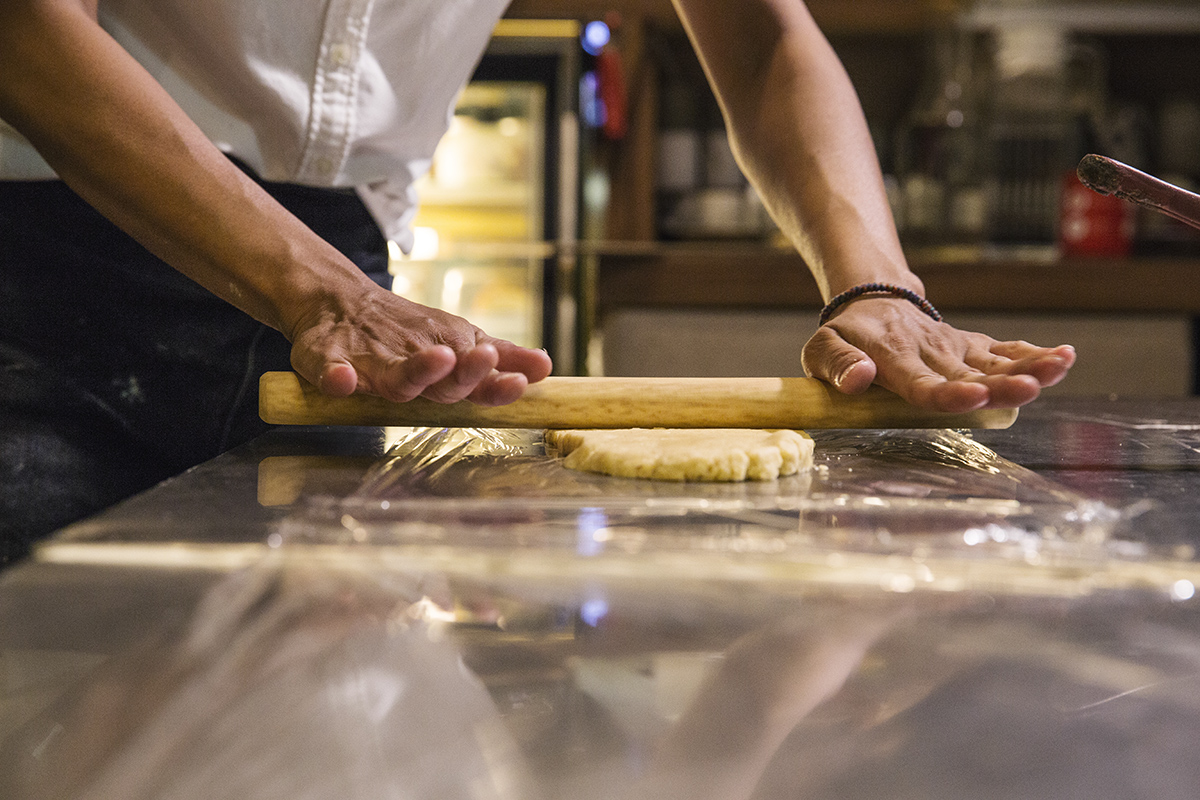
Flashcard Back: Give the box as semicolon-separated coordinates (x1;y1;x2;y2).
545;428;814;482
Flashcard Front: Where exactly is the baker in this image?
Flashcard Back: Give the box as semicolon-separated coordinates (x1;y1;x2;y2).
0;0;1075;561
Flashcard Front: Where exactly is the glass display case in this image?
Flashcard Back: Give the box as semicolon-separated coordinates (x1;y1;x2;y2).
390;21;583;369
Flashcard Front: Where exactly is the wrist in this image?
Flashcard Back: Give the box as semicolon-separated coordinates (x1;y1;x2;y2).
272;255;377;342
804;235;922;302
820;257;924;303
818;283;941;326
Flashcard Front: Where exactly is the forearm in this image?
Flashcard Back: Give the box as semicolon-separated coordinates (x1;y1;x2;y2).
0;0;366;338
671;0;919;301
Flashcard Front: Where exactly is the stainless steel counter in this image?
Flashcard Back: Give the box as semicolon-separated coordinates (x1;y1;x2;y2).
5;397;1200;798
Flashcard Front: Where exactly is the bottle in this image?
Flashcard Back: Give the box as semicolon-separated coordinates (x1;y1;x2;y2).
1056;40;1136;258
981;24;1073;261
894;23;985;258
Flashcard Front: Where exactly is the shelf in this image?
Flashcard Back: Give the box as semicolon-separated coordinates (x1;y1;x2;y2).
506;0;1200;34
416;182;533;209
595;242;1200;314
504;0;947;34
961;2;1200;34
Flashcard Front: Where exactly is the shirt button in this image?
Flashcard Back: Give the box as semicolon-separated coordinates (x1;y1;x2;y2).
329;42;354;68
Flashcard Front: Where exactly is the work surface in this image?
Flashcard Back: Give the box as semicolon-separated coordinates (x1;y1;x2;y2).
5;397;1200;798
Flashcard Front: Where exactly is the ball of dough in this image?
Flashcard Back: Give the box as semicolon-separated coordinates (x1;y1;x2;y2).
545;428;814;482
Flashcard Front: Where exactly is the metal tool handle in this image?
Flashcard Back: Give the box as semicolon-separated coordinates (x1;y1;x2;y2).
1078;153;1200;232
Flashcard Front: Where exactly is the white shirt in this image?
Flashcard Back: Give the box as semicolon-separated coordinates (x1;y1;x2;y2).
0;0;512;251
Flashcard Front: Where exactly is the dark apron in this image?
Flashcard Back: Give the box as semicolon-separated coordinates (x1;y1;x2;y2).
0;162;389;564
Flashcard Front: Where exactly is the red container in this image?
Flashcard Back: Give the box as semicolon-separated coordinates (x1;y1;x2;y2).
1058;170;1136;257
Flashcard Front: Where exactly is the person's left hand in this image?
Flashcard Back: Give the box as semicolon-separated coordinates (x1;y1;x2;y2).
801;297;1076;412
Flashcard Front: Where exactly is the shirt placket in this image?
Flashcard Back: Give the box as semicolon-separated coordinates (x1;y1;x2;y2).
295;0;376;184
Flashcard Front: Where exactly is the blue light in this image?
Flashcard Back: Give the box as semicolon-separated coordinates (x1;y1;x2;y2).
582;20;610;56
576;507;609;555
580;71;606;129
580;597;609;627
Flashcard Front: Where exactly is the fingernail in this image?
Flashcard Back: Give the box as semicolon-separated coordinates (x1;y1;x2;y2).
833;361;860;388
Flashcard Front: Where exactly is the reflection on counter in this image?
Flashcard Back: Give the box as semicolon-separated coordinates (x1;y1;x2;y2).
7;553;1200;799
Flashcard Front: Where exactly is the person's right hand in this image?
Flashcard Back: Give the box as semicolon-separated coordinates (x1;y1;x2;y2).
286;278;553;407
802;297;1075;412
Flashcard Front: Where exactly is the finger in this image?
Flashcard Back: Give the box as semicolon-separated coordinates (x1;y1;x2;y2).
908;339;1048;408
895;373;991;413
421;343;500;404
317;361;358;397
989;340;1072;361
801;326;877;394
962;342;1074;384
487;338;553;383
903;346;1041;411
972;373;1044;408
810;324;995;412
466;371;530;407
1031;348;1075;387
988;343;1076;387
371;345;457;402
290;340;355;397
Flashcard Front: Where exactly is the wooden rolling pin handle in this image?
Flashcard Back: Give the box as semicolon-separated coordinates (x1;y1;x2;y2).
259;372;1018;430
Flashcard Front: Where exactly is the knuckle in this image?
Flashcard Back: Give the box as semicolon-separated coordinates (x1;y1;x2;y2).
383;384;422;403
377;368;425;402
805;325;841;349
424;387;470;404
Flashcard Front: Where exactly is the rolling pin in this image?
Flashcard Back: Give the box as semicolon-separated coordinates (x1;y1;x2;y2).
1077;153;1200;232
259;372;1018;430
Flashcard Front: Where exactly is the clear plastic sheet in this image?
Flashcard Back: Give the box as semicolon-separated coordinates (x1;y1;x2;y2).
346;427;1110;526
269;427;1152;599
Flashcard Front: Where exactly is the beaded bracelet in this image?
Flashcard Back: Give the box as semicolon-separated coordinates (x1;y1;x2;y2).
818;282;942;326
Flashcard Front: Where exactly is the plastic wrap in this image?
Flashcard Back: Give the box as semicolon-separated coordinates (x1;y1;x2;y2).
264;426;1165;600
